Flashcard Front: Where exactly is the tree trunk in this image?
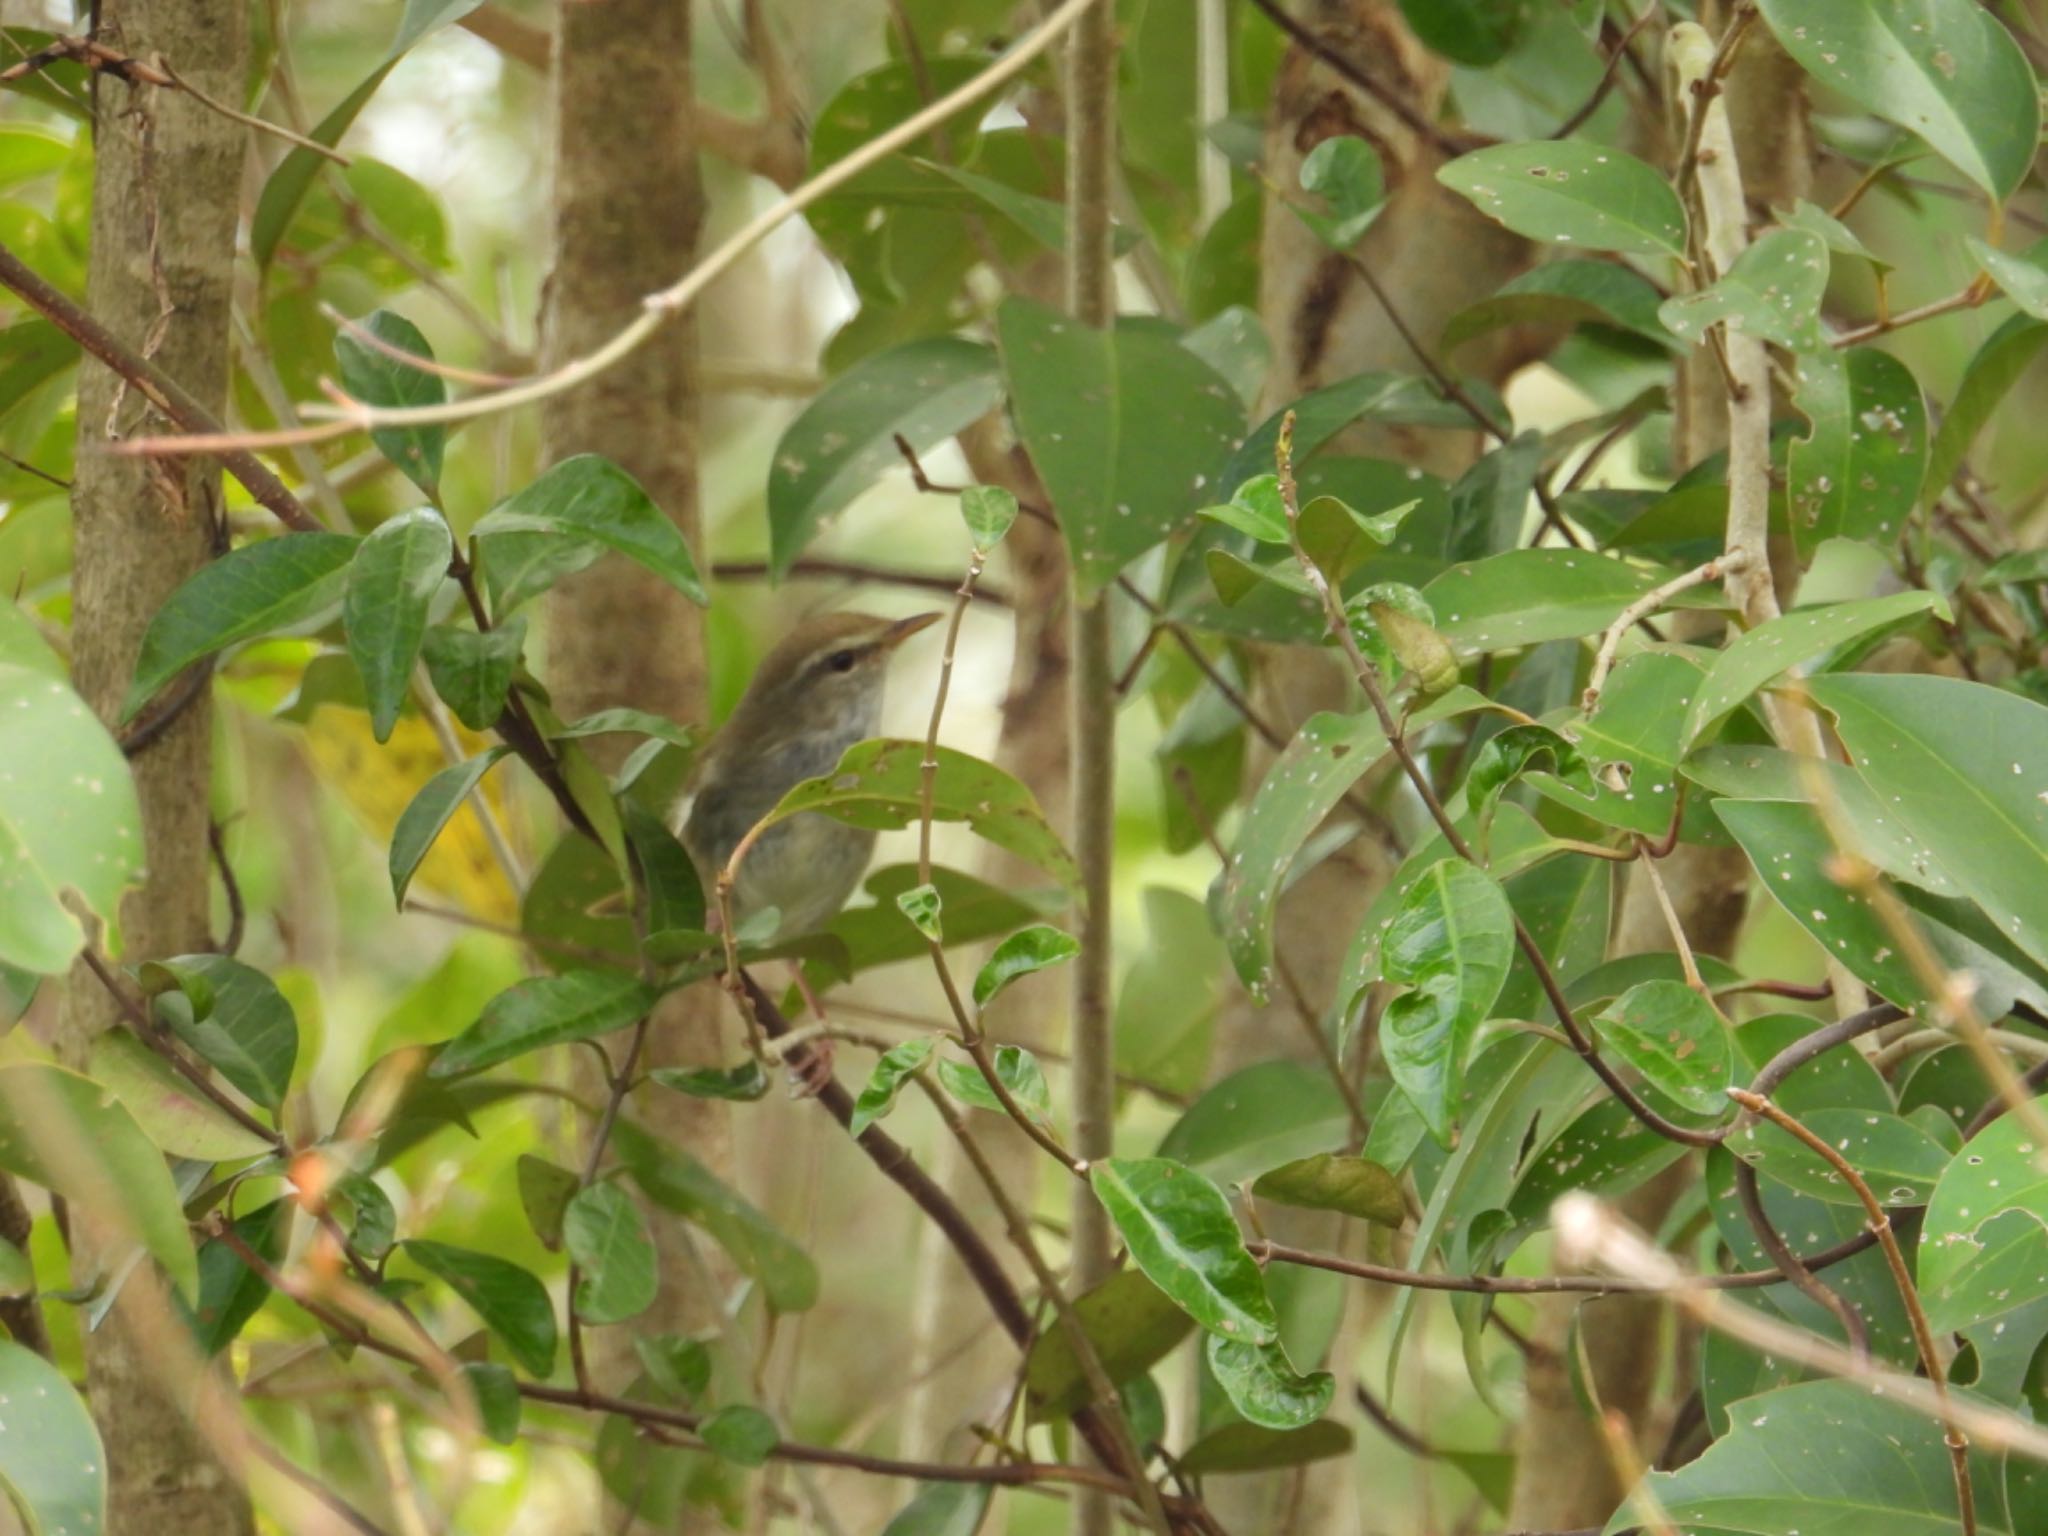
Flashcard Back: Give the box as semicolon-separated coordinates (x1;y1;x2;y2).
55;3;253;1531
537;3;727;1517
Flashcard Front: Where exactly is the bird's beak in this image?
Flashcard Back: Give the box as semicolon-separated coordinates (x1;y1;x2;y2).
880;612;943;649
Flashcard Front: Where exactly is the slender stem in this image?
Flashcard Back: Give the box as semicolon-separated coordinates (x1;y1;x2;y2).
1581;555;1732;711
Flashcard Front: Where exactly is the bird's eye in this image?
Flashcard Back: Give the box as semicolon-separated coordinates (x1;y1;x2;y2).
827;649;858;673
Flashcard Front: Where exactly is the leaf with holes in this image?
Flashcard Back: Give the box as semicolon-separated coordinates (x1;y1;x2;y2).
1660;229;1829;350
1918;1100;2048;1333
1730;1106;1952;1207
1090;1157;1277;1344
1785;346;1927;558
1438;142;1686;257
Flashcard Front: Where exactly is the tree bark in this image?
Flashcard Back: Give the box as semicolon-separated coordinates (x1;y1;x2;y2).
537;5;726;1522
55;3;253;1531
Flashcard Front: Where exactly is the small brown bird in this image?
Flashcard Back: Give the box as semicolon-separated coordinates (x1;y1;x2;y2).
678;611;940;941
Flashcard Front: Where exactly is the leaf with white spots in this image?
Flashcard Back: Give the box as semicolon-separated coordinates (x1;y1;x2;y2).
1785;346;1928;559
1590;980;1733;1121
1437;142;1686;257
998;297;1246;599
0;1339;107;1536
1919;1098;2048;1333
0;664;142;976
1089;1156;1278;1344
766;338;1003;579
1730;1105;1952;1207
1534;651;1705;840
1422;549;1713;656
1659;228;1830;350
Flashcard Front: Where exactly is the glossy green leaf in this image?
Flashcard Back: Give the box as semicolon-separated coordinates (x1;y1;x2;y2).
1206;1332;1334;1430
421;620;524;733
1442;260;1674;353
1157;1061;1351;1184
612;1118;818;1312
1919;1099;2048;1332
973;924;1080;1009
648;1060;770;1103
190;1198;286;1355
879;1482;992;1536
820;865;1054;986
848;1037;936;1137
343;508;451;743
1660;229;1829;350
565;1182;658;1325
123;534;358;717
759;739;1078;892
460;1361;521;1444
150;956;299;1114
1423;550;1701;655
1926;316;2047;498
766;338;1001;578
403;1240;557;1377
1755;0;2040;199
1683;591;1945;750
1090;1157;1278;1344
1968;237;2048;319
1378;860;1516;1141
1731;1105;1951;1207
0;1063;197;1300
912;159;1075;252
1251;1153;1404;1224
1178;1420;1352;1475
431;971;659;1078
1295;135;1386;246
700;1405;778;1468
1025;1267;1196;1422
333;308;446;497
1466;724;1594;853
1813;674;2048;972
251;0;487;264
389;746;512;907
1196;473;1289;544
1624;1377;2016;1534
936;1045;1051;1121
0;1339;106;1536
1589;980;1733;1120
87;1030;275;1161
1535;650;1704;839
960;485;1018;552
474;454;703;611
516;1155;579;1251
0;665;143;975
1786;346;1927;557
553;708;698;749
894;882;942;942
1437;142;1686;257
998;296;1244;598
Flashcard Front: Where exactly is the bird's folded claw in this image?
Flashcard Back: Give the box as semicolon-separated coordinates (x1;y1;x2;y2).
786;1036;836;1100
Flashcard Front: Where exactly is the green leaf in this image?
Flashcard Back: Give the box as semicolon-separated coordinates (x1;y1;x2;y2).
553;708;699;749
1926;316;2047;498
1178;1420;1352;1475
1196;474;1289;544
1623;1377;2013;1534
1437;142;1686;257
1205;1333;1334;1431
474;454;703;611
1683;591;1945;750
1812;674;2048;972
1755;0;2039;200
700;1405;778;1468
333;308;446;497
87;1029;276;1161
765;338;1001;578
430;971;659;1078
1399;0;1525;65
516;1155;579;1250
1295;135;1386;246
1442;260;1675;354
648;1060;770;1103
334;1172;396;1259
1377;860;1517;1142
565;1182;658;1325
612;1119;818;1312
389;746;511;907
1466;724;1594;852
911;159;1078;253
998;296;1244;598
972;925;1080;1009
1089;1156;1277;1344
1252;1153;1403;1224
894;882;942;942
621;800;705;937
960;485;1018;552
0;1237;27;1297
1535;650;1705;839
820;865;1054;986
0;665;143;975
1025;1267;1196;1421
936;1045;1051;1121
1659;228;1829;350
758;739;1079;892
460;1361;521;1444
0;1063;197;1300
190;1199;286;1355
1423;550;1702;654
403;1240;557;1377
150;956;299;1114
251;0;488;265
123;534;359;717
1730;1106;1951;1207
343;508;451;743
421;620;525;733
1967;237;2048;319
1919;1098;2048;1332
1785;346;1928;557
879;1482;992;1536
1158;1062;1351;1184
1589;980;1732;1120
848;1038;936;1137
0;1339;106;1536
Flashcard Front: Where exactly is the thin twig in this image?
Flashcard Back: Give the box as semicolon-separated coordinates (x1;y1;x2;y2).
1582;555;1732;711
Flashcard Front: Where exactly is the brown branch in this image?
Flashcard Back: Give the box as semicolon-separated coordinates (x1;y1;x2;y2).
0;240;322;533
456;6;550;71
714;557;1011;607
1548;5;1656;140
1240;0;1477;160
